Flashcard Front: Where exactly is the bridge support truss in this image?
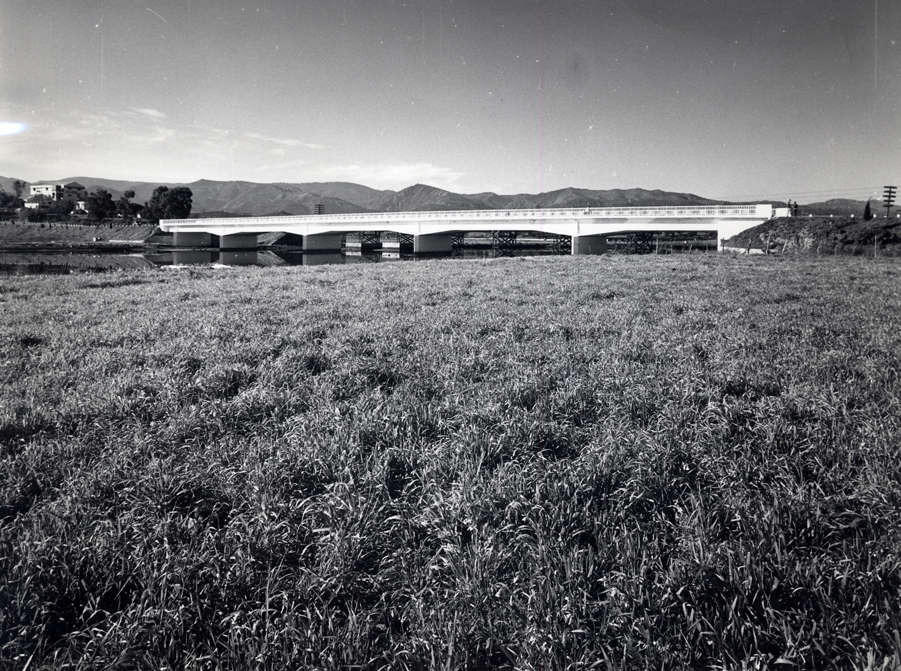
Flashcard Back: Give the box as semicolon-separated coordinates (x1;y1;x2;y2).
345;232;382;251
624;232;654;255
382;233;414;252
492;231;518;256
551;235;571;254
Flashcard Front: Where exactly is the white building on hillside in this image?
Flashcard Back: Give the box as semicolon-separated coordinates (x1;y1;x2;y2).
29;181;87;203
30;183;63;200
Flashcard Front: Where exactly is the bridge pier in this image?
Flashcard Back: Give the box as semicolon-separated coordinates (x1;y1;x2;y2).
303;233;344;252
220;233;258;250
173;231;213;247
571;235;607;255
414;234;454;255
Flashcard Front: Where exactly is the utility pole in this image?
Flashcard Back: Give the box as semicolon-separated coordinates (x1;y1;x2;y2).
883;186;896;218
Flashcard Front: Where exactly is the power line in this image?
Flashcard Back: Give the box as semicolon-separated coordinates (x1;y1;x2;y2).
719;187;882;203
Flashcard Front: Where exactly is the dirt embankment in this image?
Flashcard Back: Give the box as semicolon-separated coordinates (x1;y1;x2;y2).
725;216;901;255
0;223;171;247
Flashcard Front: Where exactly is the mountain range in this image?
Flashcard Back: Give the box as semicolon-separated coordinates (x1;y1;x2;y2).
0;175;869;217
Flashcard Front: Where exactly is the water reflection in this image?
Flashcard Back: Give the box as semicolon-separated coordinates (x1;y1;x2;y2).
0;251;156;274
303;252;344;266
172;250;216;266
219;251;257;266
0;245;591;274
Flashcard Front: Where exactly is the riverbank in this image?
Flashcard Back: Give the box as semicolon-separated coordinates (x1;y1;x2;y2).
2;255;901;668
0;222;166;247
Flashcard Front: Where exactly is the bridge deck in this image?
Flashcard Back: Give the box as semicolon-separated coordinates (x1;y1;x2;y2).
162;204;770;231
159;204;773;252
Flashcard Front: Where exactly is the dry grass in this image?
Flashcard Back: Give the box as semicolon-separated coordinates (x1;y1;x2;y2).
1;254;900;669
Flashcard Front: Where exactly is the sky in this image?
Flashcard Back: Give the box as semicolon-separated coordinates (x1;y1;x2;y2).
1;0;899;202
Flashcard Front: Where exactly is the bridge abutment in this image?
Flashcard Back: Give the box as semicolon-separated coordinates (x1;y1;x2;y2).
414;234;454;254
571;235;607;255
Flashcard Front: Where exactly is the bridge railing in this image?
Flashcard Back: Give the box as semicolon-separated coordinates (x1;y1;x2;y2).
162;205;766;228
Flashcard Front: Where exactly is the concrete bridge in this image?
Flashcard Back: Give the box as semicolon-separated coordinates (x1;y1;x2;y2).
160;204;775;255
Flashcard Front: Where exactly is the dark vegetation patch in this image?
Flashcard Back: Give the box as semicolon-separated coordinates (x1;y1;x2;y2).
78;276;153;290
17;335;43;348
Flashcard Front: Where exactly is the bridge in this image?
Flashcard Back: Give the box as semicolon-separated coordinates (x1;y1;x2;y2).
160;204;776;255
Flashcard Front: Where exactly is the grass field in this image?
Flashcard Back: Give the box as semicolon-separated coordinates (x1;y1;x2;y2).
1;254;900;669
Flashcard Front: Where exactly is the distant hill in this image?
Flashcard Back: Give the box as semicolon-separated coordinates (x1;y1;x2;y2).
369;184;495;211
56;177;161;202
45;178;371;216
359;184;726;213
0;176;29;195
183;180;370;216
496;187;724;210
294;182;394;210
0;175;882;218
801;199;870;217
7;177;731;216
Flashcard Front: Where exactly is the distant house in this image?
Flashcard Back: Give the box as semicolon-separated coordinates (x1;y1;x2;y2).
30;183;63;201
62;181;87;202
29;181;88;204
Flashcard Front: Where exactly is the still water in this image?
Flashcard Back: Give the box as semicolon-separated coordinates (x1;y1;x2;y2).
0;236;717;275
0;247;573;275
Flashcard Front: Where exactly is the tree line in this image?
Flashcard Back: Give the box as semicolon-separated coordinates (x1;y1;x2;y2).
82;185;193;223
0;183;192;225
0;180;27;210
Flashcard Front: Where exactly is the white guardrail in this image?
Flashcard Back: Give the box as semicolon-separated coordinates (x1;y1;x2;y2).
162;205;770;229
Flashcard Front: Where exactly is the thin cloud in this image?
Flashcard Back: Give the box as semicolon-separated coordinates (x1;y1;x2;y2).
132;107;167;119
190;122;231;137
318;162;465;190
244;132;321;149
250;159;308;173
